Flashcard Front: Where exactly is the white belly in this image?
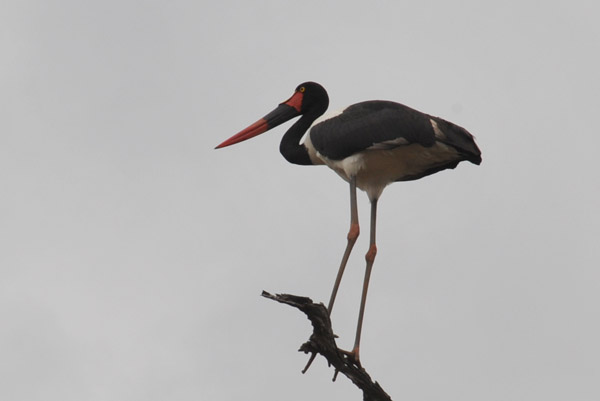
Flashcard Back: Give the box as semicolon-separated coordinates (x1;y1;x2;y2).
316;143;461;201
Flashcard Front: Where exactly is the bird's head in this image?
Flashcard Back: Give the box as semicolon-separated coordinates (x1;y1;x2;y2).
215;81;329;149
290;81;329;115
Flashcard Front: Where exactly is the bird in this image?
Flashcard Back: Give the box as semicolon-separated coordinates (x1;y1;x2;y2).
216;81;481;365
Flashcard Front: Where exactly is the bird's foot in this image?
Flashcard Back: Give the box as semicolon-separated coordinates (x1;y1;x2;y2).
339;347;362;368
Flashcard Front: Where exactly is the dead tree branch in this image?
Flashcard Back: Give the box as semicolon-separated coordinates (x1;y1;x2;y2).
262;291;392;401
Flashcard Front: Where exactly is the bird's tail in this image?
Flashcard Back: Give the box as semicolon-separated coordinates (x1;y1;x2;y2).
434;117;482;165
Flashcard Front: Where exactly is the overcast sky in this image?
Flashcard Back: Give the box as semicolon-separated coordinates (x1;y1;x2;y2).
2;1;599;400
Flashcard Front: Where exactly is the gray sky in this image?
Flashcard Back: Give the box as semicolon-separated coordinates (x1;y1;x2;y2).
2;1;599;400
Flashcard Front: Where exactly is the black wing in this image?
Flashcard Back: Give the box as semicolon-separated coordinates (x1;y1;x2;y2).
310;100;481;165
309;101;436;160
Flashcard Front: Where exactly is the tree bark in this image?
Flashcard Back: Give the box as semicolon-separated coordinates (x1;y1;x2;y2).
262;291;392;401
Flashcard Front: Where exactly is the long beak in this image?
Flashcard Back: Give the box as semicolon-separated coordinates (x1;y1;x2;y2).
215;91;303;149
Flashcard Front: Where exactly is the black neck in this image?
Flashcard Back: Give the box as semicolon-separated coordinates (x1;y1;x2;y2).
279;111;321;166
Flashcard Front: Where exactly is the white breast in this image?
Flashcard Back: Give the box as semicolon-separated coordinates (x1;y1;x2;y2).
306;142;461;201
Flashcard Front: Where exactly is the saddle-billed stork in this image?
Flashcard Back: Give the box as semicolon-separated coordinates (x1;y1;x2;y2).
216;82;481;365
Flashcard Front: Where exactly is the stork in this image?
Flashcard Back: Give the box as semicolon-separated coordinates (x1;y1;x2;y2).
216;82;481;365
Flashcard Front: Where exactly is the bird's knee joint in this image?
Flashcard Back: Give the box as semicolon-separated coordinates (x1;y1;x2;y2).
347;223;360;242
365;244;377;263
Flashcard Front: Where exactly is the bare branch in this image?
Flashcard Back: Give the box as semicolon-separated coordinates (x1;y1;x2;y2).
262;291;392;401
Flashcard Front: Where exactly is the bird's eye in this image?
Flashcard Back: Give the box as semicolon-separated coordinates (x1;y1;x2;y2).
299;86;306;93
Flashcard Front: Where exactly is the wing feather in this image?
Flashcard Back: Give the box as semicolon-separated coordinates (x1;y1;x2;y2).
310;100;481;166
309;101;436;160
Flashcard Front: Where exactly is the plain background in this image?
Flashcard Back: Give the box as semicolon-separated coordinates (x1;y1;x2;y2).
2;1;599;400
